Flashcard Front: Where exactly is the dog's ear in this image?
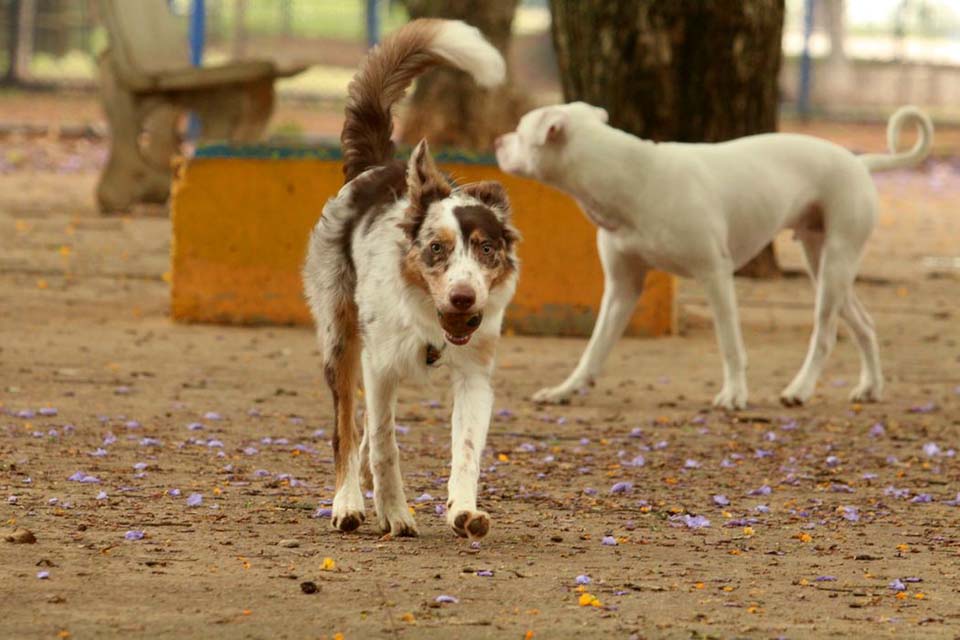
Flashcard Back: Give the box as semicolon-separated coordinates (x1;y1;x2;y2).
460;181;509;212
535;110;567;146
401;139;452;240
594;107;609;124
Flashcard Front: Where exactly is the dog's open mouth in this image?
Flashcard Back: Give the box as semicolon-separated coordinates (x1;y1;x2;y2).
437;311;483;346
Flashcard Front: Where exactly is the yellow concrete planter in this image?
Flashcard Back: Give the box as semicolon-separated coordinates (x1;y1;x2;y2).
171;144;675;337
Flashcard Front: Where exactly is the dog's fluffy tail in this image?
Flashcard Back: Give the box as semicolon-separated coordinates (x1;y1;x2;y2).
341;18;505;183
860;106;934;172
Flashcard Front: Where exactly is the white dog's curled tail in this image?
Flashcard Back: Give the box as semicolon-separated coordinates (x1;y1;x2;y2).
860;106;934;172
340;19;505;183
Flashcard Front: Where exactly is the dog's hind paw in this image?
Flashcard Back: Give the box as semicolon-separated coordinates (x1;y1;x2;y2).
713;388;747;411
377;511;419;538
531;384;575;405
449;509;490;540
849;383;882;404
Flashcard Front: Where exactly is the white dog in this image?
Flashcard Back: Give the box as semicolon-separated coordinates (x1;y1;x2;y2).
495;102;933;409
303;20;518;539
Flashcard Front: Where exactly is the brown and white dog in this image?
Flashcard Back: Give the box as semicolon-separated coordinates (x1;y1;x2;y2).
303;19;518;539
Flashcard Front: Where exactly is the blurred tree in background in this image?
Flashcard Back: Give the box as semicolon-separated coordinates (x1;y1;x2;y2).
549;0;785;278
398;0;529;151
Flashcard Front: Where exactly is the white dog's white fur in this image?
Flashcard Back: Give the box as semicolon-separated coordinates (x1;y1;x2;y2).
303;19;518;539
496;102;933;409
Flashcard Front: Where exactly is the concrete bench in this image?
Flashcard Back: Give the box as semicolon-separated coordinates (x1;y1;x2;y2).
95;0;307;213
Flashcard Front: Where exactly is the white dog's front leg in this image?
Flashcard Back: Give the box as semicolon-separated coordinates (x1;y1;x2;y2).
698;269;749;410
446;369;494;539
532;231;644;404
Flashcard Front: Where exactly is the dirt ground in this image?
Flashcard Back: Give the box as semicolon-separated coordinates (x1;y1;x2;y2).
2;96;960;639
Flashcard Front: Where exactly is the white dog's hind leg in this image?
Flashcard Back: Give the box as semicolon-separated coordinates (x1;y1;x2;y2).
532;231;645;404
841;293;884;402
781;242;858;405
447;369;494;539
698;269;749;410
363;360;418;536
798;235;882;403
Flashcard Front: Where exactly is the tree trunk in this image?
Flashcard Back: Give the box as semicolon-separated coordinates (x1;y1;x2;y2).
231;0;248;59
399;0;528;151
549;0;785;278
14;0;36;82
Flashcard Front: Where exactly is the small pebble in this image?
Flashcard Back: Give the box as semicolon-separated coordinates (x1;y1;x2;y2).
300;581;319;594
279;539;300;548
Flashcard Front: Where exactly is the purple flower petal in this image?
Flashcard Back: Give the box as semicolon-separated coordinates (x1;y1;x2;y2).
684;459;701;469
610;481;633;494
312;507;333;518
909;402;938;414
38;407;58;417
910;493;933;504
601;535;617;546
889;578;906;592
841;506;860;522
922;442;941;458
747;485;772;496
435;595;459;604
243;447;258;456
414;493;434;503
943;493;960;507
36;571;50;579
204;411;223;421
682;515;711;529
133;462;148;471
713;495;730;507
625;454;645;467
825;455;840;467
186;422;204;431
476;570;494;577
583;487;598;496
102;432;117;446
434;504;446;516
754;504;770;513
207;440;224;448
186;493;203;507
575;574;591;585
139;437;161;447
96;490;108;501
89;448;109;458
124;530;145;541
869;423;885;438
168;489;181;497
814;575;837;582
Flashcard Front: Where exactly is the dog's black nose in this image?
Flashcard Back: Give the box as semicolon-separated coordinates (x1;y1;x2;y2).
449;286;476;311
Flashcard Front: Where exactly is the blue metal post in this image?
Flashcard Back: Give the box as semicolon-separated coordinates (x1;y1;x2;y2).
366;0;380;48
187;0;206;139
798;0;815;119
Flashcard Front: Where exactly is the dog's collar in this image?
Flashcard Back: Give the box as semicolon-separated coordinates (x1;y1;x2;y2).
426;343;444;366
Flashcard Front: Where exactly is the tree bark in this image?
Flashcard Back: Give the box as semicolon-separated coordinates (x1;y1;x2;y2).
14;0;36;82
399;0;528;151
549;0;785;278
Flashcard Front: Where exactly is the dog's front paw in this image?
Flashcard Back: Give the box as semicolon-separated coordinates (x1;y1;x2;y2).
448;509;490;540
713;386;747;411
531;384;576;405
331;489;366;532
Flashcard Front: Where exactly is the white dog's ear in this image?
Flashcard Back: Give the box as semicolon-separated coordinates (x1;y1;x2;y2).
536;111;567;145
594;107;609;123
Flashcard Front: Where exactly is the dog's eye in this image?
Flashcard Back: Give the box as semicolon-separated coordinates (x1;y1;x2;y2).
430;242;443;254
480;242;494;255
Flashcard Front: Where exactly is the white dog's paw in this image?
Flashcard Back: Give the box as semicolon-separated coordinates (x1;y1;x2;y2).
376;500;419;538
331;490;366;533
780;379;814;407
849;381;883;404
713;386;748;411
531;383;577;405
448;508;490;540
